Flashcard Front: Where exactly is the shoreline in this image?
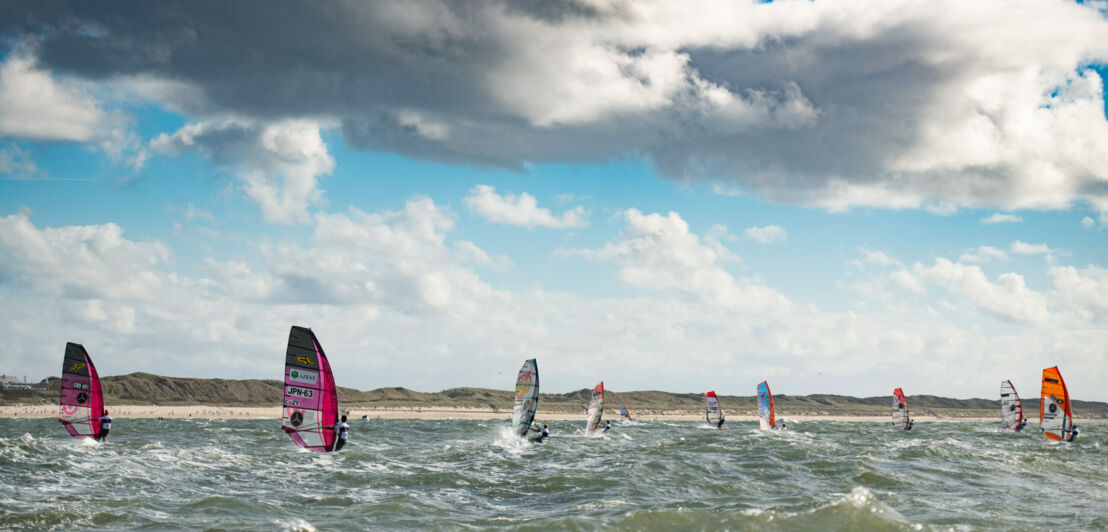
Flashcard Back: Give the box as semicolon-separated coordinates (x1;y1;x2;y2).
6;404;1099;423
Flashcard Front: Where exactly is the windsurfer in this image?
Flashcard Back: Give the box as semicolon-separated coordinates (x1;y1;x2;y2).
603;421;611;434
1065;426;1079;442
333;415;349;451
96;410;112;442
781;422;787;430
530;423;550;443
1016;418;1028;432
716;418;725;429
906;420;914;430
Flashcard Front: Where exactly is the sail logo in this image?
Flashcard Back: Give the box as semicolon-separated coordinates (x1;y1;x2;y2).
69;362;86;371
286;386;315;399
295;355;317;366
515;372;533;398
288;369;319;386
284;398;303;407
289;410;304;427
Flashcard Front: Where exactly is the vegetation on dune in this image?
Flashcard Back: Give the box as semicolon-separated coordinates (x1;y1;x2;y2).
4;373;1106;418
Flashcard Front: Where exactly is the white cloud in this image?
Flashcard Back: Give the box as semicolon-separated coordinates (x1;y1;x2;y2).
0;213;170;299
1010;241;1052;255
0;51;146;171
453;240;514;273
0;144;41;179
858;248;903;268
889;269;926;295
464;185;589;229
1052;265;1108;322
0;53;107;142
3;204;1108;400
1081;216;1096;229
580;208;789;311
959;246;1008;263
745;225;787;244
980;213;1023;225
711;183;744;197
152;119;334;224
185;202;216;224
914;258;1052;324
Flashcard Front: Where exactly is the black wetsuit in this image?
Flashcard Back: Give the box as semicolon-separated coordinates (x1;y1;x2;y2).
334;422;349;451
96;414;112;441
532;427;549;443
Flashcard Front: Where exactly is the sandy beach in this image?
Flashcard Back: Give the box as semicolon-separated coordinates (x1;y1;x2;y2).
0;404;1033;423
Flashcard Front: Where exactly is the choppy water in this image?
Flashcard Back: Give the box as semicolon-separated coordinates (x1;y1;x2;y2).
0;418;1104;530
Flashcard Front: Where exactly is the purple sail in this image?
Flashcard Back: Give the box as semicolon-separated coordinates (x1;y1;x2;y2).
281;326;339;452
59;343;104;438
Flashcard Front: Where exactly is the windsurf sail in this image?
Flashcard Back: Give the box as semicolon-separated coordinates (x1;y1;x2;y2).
512;358;539;438
620;404;632;422
1040;366;1075;442
892;388;912;430
585;381;604;435
706;390;723;426
757;380;776;430
58;342;104;438
281;326;339;452
1000;380;1024;431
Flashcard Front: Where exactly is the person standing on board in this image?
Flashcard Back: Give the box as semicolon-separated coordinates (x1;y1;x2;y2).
603;421;611;434
1016;418;1028;432
530;423;550;443
96;410;112;442
1064;425;1079;442
333;415;350;451
716;416;725;429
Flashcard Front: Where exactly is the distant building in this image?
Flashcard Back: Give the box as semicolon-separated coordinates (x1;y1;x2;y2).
0;375;45;390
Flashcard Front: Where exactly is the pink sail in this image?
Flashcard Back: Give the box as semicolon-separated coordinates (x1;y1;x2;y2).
281;326;339;452
59;342;104;438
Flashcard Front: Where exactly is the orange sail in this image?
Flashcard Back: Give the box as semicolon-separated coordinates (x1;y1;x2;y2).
1039;366;1075;442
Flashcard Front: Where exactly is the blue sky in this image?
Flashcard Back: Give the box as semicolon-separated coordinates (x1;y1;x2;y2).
2;0;1108;401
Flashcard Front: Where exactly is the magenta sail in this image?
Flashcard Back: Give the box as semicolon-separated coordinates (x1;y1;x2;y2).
58;342;104;438
280;326;339;452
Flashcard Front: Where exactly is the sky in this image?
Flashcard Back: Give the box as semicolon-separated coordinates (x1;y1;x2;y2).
2;0;1108;401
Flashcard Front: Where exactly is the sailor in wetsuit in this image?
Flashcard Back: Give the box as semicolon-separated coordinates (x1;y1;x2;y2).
603;421;611;434
530;423;550;443
333;415;349;451
1016;418;1028;432
1065;425;1079;442
96;410;112;442
716;417;725;429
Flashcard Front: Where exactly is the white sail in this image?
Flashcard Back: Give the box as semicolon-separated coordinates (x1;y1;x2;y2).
585;382;604;435
1000;380;1023;431
512;359;539;438
706;391;723;426
892;388;911;430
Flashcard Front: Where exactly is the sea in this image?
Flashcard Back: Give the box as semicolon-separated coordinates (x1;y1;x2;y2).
0;417;1104;530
